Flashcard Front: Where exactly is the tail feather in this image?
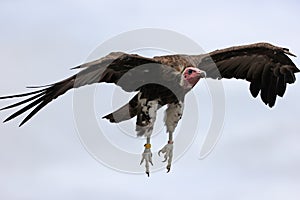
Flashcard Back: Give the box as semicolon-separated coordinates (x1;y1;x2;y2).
102;104;134;123
102;94;138;123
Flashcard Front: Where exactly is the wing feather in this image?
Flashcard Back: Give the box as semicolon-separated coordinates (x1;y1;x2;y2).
0;53;163;126
197;42;299;107
267;75;278;107
276;75;286;97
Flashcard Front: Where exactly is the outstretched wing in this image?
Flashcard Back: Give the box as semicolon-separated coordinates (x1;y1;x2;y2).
0;52;169;126
196;43;299;107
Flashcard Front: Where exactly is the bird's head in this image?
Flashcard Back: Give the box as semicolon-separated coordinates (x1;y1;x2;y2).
180;67;206;89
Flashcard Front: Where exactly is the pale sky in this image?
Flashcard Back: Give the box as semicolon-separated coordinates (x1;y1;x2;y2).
1;1;300;200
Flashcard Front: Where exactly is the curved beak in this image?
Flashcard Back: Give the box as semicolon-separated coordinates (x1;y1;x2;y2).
199;71;207;78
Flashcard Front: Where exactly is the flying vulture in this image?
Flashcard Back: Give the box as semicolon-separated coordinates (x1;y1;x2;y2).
0;42;298;176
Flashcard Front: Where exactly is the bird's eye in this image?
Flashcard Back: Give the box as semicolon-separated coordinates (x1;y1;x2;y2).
188;69;193;75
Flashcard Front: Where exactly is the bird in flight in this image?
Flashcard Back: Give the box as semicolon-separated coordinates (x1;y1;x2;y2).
0;42;298;176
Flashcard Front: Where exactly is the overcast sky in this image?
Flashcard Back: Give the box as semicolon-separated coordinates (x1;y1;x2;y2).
1;0;300;200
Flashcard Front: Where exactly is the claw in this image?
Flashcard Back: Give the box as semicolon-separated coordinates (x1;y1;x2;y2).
149;160;153;166
158;149;168;162
159;143;173;173
146;171;150;177
166;164;171;173
140;158;144;165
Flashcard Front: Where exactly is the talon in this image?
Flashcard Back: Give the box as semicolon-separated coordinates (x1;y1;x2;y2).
146;171;150;177
166;165;171;173
149;160;153;166
159;143;174;173
158;150;162;156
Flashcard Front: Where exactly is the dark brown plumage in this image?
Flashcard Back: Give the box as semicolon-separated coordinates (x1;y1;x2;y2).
194;43;298;107
0;42;298;126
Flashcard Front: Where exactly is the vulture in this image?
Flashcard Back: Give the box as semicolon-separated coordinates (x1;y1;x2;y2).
0;42;298;176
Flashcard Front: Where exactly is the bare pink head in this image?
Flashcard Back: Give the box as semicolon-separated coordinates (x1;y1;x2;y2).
181;67;206;89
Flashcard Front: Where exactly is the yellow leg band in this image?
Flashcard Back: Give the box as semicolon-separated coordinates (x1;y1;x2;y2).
144;143;151;149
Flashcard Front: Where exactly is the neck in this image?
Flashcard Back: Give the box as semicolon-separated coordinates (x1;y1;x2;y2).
180;76;194;90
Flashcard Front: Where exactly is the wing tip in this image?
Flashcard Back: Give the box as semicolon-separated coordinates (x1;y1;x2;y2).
3;115;13;123
267;101;276;108
19;120;27;127
0;88;46;99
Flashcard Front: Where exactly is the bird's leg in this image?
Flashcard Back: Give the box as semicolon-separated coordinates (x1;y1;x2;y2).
140;136;153;177
136;96;159;177
158;131;174;173
159;102;183;173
